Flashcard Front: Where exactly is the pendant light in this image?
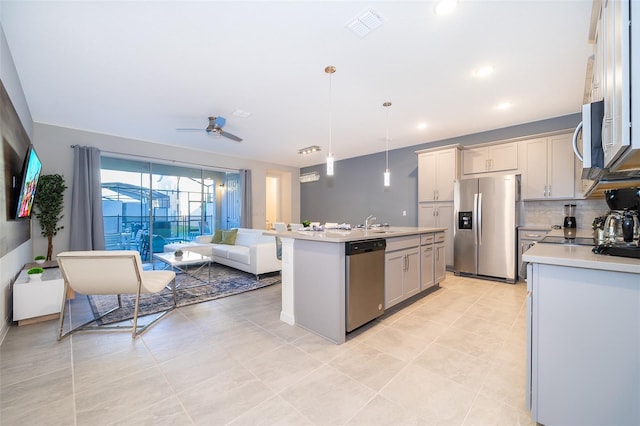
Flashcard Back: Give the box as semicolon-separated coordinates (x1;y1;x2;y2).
383;101;392;187
325;65;336;176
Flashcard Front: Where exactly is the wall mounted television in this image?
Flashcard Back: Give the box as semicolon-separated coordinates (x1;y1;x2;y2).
15;145;42;219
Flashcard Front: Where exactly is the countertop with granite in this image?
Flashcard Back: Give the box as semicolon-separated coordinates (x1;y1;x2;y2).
523;228;640;274
265;226;446;243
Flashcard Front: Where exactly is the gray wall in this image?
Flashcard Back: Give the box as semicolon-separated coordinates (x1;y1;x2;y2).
31;123;301;259
301;114;582;226
0;20;34;338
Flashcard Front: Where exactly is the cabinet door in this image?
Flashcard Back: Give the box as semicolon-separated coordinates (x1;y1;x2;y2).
523;138;548;199
489;143;518;172
547;134;575;199
436;149;456;201
602;0;631;168
418;153;437;202
462;147;488;175
404;248;420;298
436;203;454;267
385;251;405;308
421;244;435;290
418;203;437;227
435;242;446;283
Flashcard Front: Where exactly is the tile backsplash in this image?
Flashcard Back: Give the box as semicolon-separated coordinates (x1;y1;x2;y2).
522;199;608;229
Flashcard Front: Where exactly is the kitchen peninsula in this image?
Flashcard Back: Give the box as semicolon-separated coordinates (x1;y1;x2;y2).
267;226;446;344
523;235;640;425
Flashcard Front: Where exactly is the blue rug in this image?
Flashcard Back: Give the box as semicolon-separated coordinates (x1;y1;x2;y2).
88;264;280;325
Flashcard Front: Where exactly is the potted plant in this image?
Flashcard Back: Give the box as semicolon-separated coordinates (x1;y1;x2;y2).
27;267;45;281
302;220;311;228
173;249;184;259
34;255;46;265
33;174;67;261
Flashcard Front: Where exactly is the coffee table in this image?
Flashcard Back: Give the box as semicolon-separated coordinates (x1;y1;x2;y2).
153;251;212;304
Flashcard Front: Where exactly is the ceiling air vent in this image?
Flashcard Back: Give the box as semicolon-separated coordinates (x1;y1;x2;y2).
346;9;385;38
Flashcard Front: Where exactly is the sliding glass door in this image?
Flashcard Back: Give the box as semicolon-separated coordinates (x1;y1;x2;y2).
101;156;240;263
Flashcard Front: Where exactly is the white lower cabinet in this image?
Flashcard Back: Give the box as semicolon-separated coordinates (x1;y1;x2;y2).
385;236;420;309
527;262;640;425
434;234;446;283
418;202;453;267
420;235;435;290
420;232;446;291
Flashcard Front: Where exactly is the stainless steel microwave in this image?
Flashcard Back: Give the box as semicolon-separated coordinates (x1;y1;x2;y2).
572;100;604;180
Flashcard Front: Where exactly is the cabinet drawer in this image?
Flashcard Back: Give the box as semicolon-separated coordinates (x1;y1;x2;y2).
434;232;446;243
386;236;420;252
420;234;434;245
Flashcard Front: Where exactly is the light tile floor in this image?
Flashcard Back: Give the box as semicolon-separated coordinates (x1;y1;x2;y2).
0;273;534;425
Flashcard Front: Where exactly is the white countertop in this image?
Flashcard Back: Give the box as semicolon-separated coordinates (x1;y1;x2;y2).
523;228;640;274
265;226;446;243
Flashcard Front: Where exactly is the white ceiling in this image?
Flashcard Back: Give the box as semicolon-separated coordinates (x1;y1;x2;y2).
1;1;593;169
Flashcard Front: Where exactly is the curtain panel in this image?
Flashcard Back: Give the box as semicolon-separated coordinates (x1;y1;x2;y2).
69;145;105;250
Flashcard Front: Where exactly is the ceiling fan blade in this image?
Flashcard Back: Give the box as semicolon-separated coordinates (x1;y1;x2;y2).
220;130;243;142
176;128;207;132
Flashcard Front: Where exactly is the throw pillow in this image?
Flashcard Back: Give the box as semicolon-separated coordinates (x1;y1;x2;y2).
211;230;223;243
221;229;238;245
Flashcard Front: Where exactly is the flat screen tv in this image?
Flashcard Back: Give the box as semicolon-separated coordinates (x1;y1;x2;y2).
15;145;42;219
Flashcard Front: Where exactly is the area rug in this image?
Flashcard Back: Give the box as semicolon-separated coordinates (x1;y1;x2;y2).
88;264;280;325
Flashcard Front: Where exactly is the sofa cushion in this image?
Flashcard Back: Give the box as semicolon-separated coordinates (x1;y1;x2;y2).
234;231;257;247
221;229;238;245
212;245;230;259
211;230;223;243
225;245;251;264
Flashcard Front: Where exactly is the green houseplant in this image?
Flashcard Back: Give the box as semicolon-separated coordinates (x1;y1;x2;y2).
27;267;45;281
34;255;46;264
33;174;67;261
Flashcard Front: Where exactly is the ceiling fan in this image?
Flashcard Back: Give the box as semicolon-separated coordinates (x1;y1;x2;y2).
176;116;243;142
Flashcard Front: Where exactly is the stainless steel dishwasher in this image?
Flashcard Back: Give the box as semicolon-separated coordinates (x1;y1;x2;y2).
346;239;386;332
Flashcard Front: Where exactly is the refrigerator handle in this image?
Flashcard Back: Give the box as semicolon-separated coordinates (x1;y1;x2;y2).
478;192;483;246
473;192;479;246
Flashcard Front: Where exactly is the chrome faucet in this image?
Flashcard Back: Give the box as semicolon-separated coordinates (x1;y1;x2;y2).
365;215;376;229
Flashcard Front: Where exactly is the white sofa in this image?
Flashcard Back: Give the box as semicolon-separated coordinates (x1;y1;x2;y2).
163;228;281;277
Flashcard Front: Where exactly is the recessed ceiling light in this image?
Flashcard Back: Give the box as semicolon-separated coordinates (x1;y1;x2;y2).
472;65;494;78
496;101;513;110
434;0;458;16
416;122;428;130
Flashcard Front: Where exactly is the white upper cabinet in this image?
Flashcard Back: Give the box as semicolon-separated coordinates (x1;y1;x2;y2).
522;133;575;200
599;0;631;168
417;147;459;202
462;142;518;175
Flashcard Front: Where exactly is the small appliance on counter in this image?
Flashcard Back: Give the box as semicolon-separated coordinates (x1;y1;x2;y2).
592;188;640;258
563;203;577;239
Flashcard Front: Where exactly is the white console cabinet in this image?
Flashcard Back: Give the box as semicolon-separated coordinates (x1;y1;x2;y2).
13;268;65;325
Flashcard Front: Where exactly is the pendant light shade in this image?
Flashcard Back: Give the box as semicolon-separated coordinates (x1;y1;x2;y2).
383;101;392;187
325;65;336;176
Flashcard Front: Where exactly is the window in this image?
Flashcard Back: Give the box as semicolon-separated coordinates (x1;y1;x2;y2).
100;156;240;262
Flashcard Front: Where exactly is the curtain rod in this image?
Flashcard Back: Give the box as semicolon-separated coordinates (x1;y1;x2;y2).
69;144;238;172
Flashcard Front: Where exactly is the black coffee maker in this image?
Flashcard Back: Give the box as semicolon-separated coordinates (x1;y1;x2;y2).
563;203;577;239
593;188;640;258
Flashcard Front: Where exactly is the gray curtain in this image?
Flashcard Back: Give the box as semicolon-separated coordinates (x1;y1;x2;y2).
69;146;105;250
239;169;252;228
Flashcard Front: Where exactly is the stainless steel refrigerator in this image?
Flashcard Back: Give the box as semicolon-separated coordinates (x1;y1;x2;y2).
453;174;520;283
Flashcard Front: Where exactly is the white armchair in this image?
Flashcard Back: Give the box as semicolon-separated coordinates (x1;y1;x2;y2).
56;250;175;339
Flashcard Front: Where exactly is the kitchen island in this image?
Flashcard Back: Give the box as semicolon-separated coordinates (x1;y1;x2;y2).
267;226;446;344
523;236;640;425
